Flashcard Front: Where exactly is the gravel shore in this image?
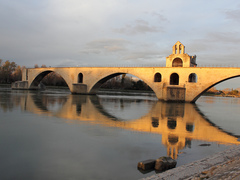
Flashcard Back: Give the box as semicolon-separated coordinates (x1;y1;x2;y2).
142;145;240;180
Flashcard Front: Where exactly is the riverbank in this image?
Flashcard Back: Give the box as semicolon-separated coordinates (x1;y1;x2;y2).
0;84;11;87
204;92;240;98
142;145;240;180
4;83;240;99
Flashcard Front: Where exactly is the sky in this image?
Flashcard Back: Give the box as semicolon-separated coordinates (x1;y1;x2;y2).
0;0;240;89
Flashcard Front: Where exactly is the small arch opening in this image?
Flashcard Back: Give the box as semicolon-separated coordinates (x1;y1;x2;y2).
172;58;183;67
152;117;159;128
168;135;179;145
185;138;192;148
170;73;179;85
154;73;162;82
76;104;81;116
167;117;177;129
26;69;28;80
78;73;83;83
189;73;197;83
186;123;194;132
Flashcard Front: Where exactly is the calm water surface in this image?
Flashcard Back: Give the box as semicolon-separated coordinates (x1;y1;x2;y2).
0;88;239;180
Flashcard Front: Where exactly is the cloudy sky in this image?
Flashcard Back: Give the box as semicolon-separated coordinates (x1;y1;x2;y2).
1;0;240;88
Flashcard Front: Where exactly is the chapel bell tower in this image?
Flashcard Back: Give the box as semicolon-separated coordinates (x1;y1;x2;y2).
166;41;197;67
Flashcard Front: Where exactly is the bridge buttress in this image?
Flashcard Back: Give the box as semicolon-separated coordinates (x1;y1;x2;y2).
72;83;88;94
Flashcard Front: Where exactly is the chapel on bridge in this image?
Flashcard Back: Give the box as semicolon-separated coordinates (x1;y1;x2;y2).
166;41;197;67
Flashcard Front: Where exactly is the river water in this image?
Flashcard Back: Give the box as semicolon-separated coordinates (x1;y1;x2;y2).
0;87;239;180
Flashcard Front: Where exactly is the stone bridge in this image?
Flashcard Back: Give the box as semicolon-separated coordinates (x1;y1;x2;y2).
12;41;240;102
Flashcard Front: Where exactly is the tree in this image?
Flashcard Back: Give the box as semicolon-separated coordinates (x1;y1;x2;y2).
0;60;23;84
0;60;17;83
12;65;22;81
228;89;239;96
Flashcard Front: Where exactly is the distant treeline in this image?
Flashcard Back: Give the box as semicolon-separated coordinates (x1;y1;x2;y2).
100;75;152;91
206;87;240;97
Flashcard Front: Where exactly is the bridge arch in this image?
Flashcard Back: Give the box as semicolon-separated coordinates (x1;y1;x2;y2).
89;72;156;95
192;75;240;102
29;70;70;90
89;73;123;94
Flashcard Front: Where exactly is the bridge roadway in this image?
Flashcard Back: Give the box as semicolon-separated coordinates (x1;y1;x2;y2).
21;94;240;159
12;66;240;102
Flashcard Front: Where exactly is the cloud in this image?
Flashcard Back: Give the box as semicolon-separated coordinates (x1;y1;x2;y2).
80;39;130;54
80;38;165;65
114;19;164;35
225;9;240;22
122;51;165;66
205;32;240;44
150;12;168;22
56;59;81;67
122;50;162;61
0;0;239;73
185;31;240;66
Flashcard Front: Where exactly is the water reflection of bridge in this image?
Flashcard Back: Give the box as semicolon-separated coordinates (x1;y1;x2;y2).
21;94;240;159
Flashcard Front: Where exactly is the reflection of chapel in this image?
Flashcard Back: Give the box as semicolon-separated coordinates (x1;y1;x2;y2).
166;41;197;68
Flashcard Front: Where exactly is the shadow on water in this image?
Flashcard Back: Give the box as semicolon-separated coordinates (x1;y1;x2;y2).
1;90;239;161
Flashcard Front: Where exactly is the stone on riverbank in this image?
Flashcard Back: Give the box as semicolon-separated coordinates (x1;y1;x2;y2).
141;146;240;180
137;159;156;171
138;157;177;172
155;157;177;171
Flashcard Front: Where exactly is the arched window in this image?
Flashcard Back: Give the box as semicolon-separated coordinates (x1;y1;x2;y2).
78;73;83;83
172;58;183;67
170;73;179;85
188;73;197;83
154;73;162;82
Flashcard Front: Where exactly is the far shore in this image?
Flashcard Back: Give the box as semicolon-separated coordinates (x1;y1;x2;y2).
2;84;240;98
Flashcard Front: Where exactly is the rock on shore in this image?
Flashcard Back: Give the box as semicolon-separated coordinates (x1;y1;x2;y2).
142;145;240;180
